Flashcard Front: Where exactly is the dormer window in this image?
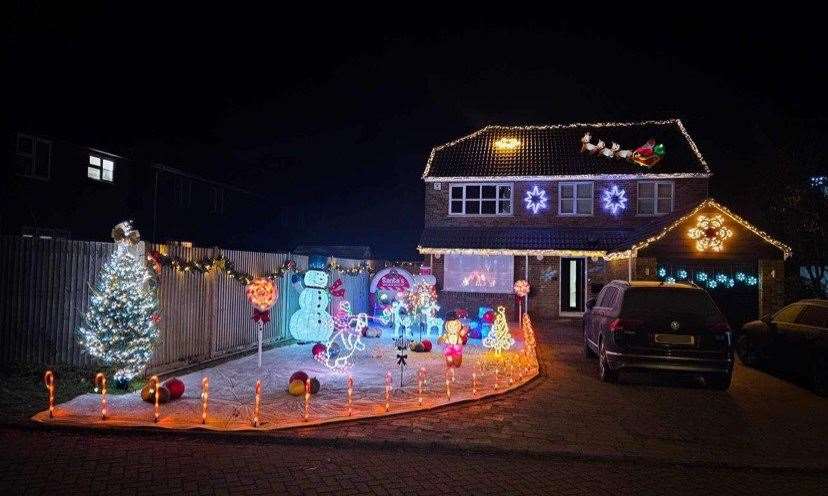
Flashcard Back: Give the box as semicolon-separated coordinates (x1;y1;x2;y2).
88;154;114;182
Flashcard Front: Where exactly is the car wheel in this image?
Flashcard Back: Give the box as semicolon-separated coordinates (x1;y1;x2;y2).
811;355;827;397
736;335;759;367
706;372;732;391
598;338;618;383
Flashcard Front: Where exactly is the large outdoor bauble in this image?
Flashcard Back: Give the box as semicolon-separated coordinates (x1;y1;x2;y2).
288;379;306;396
141;384;170;403
163;378;185;400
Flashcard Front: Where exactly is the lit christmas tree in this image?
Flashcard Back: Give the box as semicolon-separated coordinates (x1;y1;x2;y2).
78;222;159;382
482;306;514;355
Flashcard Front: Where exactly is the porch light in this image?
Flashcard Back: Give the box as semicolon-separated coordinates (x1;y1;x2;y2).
494;137;520;151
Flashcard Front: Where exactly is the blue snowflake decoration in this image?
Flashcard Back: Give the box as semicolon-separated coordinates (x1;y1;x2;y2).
746;276;758;286
735;272;746;282
676;269;688;280
716;274;728;283
665;277;676;284
524;185;548;214
726;278;736;288
657;267;667;278
696;272;709;282
601;185;628;215
707;279;718;289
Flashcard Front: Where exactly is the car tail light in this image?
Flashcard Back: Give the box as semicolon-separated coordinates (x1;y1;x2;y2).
609;318;642;332
707;321;731;333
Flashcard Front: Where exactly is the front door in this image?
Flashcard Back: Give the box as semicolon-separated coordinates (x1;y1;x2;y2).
560;257;585;315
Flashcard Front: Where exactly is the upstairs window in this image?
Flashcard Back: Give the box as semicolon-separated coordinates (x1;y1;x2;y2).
88;154;115;182
449;183;512;216
637;181;673;215
16;133;52;180
558;182;593;216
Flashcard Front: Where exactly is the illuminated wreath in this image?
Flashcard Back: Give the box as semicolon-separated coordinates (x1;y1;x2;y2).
687;214;733;252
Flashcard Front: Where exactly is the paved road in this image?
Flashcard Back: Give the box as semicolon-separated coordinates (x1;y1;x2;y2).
1;319;826;495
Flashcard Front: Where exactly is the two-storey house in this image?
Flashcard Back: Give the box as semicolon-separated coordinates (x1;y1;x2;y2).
418;119;791;327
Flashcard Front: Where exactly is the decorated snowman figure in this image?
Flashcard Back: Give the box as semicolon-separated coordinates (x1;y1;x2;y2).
289;255;335;342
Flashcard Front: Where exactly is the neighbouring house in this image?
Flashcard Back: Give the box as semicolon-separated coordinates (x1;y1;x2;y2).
418;119;791;327
3;132;269;249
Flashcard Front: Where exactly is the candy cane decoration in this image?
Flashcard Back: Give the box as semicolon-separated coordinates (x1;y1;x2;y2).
201;377;209;424
417;367;425;407
445;369;451;401
346;375;353;416
385;371;392;412
252;379;261;427
44;371;55;418
94;373;107;420
149;376;160;422
303;378;310;422
472;372;477;397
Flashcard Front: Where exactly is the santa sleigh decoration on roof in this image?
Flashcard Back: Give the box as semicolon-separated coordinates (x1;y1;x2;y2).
581;132;665;167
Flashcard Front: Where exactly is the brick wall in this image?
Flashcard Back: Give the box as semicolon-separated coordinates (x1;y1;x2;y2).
634;257;658;280
424;178;709;229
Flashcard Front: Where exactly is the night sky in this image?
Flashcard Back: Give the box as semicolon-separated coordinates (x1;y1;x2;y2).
5;5;825;259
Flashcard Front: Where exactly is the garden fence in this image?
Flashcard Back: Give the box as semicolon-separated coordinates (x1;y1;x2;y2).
0;236;374;374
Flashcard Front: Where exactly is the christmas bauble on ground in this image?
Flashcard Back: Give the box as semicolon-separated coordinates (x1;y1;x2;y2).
163;378;185;399
311;342;326;358
288;379;306;396
141;384;170;403
289;371;308;384
309;377;320;394
422;339;433;352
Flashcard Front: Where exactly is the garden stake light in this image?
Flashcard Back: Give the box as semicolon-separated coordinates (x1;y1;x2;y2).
253;379;261;427
148;376;160;422
347;375;353;416
445;369;451;401
44;371;55;418
94;373;107;420
418;367;425;407
304;378;310;422
201;377;209;424
385;371;392;412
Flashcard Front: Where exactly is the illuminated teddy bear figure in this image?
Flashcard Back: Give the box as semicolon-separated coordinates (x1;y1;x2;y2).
438;318;467;367
289;255;335;342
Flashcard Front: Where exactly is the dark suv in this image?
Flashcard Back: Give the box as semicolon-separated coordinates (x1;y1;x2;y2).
583;280;734;389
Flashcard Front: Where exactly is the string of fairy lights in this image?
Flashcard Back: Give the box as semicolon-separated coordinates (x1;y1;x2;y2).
147;250;420;286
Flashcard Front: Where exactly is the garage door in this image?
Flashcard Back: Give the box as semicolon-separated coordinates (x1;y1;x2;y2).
655;260;759;329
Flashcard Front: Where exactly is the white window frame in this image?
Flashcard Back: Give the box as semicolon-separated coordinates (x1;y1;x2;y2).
88;153;115;183
558;181;594;216
16;133;52;180
448;183;514;217
636;181;673;216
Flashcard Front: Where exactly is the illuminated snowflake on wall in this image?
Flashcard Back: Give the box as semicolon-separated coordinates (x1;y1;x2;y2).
601;185;628;215
687;214;733;252
524;186;548;214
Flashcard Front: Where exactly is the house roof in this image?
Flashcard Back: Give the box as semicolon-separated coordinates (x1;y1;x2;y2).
422;119;710;180
418;199;791;260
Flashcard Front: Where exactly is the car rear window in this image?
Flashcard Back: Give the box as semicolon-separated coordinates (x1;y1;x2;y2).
621;288;720;317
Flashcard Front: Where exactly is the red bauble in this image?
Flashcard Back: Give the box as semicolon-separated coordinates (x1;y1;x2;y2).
311;342;327;357
483;311;495;324
421;339;433;352
163;378;185;400
289;371;309;384
309;377;321;394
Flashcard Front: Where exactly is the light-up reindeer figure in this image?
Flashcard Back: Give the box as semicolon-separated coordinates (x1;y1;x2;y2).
318;301;368;370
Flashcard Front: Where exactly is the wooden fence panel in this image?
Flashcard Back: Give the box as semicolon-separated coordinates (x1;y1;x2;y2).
0;237;376;374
